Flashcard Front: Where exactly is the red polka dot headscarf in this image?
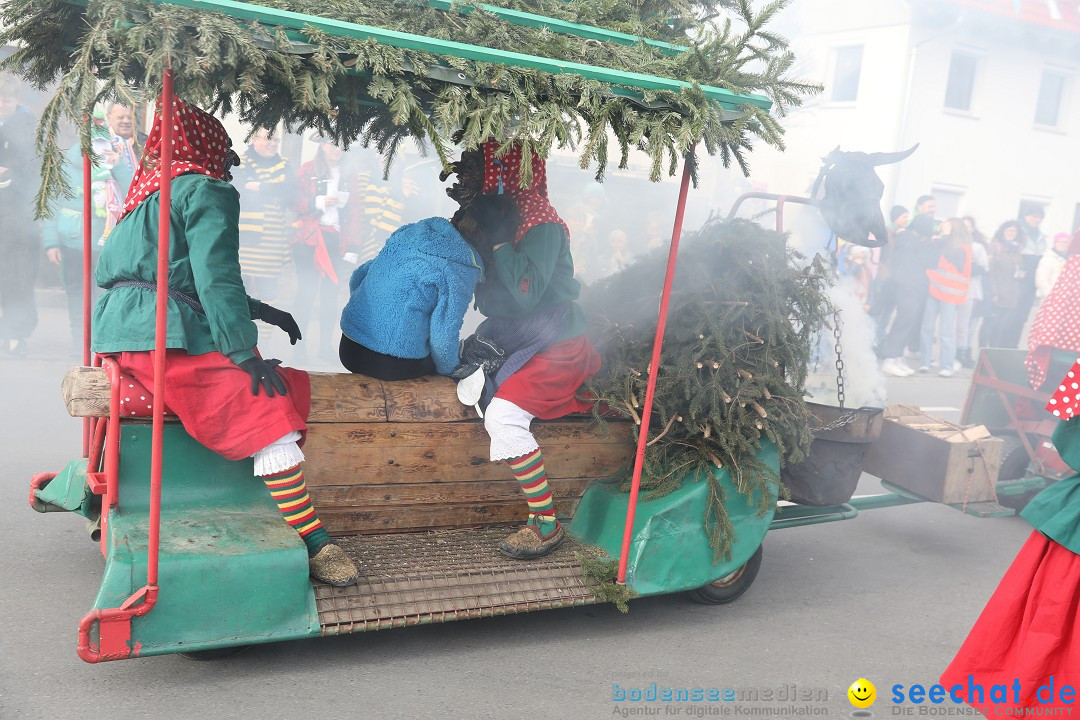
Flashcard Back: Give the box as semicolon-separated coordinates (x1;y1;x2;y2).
119;96;232;220
480;139;568;246
1026;231;1080;389
1046;359;1080;419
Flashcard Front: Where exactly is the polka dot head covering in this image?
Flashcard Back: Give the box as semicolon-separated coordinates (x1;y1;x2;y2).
1026;231;1080;389
480;139;568;246
119;96;232;220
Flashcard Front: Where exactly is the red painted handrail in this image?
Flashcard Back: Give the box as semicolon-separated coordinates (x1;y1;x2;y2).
101;358;122;510
616;146;695;585
77;586;158;662
726;191;817;235
77;70;174;662
146;67;175;595
82;152;93;457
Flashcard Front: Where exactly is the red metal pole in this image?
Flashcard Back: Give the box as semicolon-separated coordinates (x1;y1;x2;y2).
148;69;175;590
616;147;695;585
82;152;93;457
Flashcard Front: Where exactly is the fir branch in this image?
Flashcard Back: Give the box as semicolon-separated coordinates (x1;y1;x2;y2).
582;218;833;561
0;0;819;217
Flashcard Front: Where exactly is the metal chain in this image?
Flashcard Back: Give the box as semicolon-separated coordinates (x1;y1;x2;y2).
811;411;858;433
833;309;846;409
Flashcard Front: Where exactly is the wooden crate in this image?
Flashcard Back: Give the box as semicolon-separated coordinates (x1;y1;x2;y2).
861;405;1002;504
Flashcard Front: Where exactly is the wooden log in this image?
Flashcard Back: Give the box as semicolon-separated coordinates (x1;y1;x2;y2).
302;422;632;486
382;374;475;423
307;372;387;422
320;498;582;535
61;366;113;419
63;366;490;423
308;477;592;507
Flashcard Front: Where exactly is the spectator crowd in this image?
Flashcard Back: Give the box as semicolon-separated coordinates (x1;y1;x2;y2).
836;194;1078;378
0;74;450;364
1;70;1076;382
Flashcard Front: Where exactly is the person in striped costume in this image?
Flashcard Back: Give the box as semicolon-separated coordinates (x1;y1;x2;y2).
233;129;296;303
357;176;407;263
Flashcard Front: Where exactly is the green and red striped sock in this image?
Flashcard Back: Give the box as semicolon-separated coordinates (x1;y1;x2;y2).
262;464;331;556
506;449;558;535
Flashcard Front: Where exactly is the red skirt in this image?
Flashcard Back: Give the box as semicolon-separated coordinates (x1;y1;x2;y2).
109;349;310;461
494;334;601;419
940;531;1080;713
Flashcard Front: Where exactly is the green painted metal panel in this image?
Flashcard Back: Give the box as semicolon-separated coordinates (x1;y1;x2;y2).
93;423;319;657
997;475;1050;495
34;458;95;516
424;0;685;56
569;441;780;597
143;0;772;110
770;502;858;529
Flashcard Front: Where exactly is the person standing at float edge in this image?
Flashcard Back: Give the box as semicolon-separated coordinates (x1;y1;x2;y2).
940;359;1080;711
91;96;360;587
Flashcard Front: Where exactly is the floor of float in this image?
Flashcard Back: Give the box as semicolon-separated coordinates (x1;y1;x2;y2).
314;526;606;634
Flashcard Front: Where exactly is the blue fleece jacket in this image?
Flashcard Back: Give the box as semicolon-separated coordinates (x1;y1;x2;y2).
340;217;484;375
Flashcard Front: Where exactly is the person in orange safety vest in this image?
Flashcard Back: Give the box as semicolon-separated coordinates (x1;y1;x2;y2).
919;218;973;377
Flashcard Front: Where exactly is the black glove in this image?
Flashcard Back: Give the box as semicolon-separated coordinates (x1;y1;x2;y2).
256;302;302;345
238;357;288;397
450;335;507;380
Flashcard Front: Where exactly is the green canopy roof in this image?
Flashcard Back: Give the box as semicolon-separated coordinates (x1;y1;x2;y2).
0;0;818;213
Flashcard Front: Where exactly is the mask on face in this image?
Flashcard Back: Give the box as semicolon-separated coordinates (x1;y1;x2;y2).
442;148;484;206
223;147;241;182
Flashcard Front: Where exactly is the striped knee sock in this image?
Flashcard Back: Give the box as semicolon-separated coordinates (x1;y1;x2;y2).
262;464;331;556
506;449;558;533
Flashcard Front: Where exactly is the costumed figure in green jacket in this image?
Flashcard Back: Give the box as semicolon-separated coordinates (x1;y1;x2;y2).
940;357;1080;712
446;139;601;559
92;96;360;587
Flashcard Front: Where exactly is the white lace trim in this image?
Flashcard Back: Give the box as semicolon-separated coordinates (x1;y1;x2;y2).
485;399;538;461
253;432;305;477
490;435;540;462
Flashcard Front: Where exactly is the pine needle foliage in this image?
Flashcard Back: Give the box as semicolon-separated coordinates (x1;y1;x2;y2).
0;0;819;216
577;553;636;613
581;219;833;562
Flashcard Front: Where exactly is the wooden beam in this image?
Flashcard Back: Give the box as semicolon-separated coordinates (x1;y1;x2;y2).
307;476;592;507
303;422;631;486
320;498;582;535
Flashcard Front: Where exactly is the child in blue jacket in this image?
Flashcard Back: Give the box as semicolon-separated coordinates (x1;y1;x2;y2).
339;195;517;380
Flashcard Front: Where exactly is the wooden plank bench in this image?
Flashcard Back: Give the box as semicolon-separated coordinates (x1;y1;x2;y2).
61;367;633;535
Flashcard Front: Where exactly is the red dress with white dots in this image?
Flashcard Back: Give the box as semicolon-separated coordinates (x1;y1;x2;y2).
108;349;309;461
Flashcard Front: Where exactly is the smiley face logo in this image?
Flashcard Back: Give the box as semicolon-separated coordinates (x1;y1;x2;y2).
848;678;876;708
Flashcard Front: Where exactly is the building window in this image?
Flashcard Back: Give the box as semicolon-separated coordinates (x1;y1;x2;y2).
932;187;965;219
944;52;979;111
830;45;863;102
1035;69;1069;127
1017;199;1049;221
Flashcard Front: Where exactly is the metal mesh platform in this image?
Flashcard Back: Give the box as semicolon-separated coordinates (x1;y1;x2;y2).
947;499;1016;518
315;526;605;634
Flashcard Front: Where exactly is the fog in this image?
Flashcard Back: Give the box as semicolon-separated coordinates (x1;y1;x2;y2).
3;0;1077;406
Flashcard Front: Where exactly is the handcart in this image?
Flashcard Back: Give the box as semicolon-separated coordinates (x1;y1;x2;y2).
12;0;1016;663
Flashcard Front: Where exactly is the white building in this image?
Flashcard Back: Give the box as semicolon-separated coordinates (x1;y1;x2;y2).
748;0;1080;238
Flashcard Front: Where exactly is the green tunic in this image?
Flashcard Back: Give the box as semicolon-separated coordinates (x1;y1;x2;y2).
474;223;586;342
1021;419;1080;555
92;173;259;365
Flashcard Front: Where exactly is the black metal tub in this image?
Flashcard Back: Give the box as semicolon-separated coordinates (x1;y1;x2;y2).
781;403;885;506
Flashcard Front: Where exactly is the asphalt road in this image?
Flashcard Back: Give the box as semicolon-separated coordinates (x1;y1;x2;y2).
1;290;1033;720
